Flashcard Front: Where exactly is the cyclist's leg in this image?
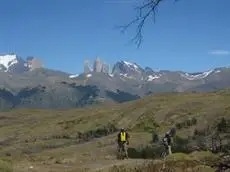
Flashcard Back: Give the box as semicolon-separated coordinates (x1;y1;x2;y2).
163;145;168;157
117;143;121;159
124;142;128;158
168;145;172;155
161;150;166;158
120;142;125;159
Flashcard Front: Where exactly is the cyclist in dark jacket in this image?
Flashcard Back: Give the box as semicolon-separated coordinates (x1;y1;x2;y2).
162;128;176;155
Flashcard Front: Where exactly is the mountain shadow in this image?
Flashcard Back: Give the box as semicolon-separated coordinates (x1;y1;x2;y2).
106;89;140;103
0;89;15;110
66;84;100;107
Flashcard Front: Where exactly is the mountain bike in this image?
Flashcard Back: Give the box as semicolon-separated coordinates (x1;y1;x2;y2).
159;147;170;170
160;145;169;160
160;150;168;159
117;142;128;160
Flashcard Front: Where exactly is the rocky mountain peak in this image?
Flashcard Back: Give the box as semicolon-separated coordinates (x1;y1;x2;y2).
0;54;43;73
112;60;144;79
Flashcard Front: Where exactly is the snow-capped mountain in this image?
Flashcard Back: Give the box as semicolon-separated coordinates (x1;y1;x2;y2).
1;54;230;110
69;59;230;94
180;70;214;80
112;60;144;80
144;67;154;75
69;59;229;84
0;54;21;72
0;54;42;73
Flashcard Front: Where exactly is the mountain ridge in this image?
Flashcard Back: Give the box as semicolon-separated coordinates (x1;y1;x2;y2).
0;54;43;73
0;54;230;110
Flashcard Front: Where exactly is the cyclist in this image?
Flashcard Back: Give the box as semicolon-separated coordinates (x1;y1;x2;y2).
162;128;176;155
117;128;130;158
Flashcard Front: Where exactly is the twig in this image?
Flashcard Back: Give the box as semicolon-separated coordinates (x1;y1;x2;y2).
117;0;179;48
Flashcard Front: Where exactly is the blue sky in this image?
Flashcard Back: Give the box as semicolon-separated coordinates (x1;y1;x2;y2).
0;0;230;74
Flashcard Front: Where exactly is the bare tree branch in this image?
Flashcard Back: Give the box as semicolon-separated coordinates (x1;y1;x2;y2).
117;0;177;48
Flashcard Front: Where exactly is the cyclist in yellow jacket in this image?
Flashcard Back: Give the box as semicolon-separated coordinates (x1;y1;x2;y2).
117;128;130;158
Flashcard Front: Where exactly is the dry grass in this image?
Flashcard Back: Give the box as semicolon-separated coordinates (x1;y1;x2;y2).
0;158;13;172
0;89;229;171
105;152;217;172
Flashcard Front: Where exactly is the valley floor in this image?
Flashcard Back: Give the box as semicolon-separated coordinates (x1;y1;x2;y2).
0;90;229;172
13;132;152;172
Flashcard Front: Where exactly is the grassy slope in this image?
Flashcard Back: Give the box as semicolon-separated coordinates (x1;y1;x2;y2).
0;89;230;171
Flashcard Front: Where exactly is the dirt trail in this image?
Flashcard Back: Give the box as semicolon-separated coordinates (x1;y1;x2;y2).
87;159;154;172
14;157;156;172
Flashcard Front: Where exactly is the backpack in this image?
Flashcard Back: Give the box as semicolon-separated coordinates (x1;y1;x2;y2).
170;128;176;137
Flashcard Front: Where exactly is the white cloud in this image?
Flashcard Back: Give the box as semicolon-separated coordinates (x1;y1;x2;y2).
209;50;230;56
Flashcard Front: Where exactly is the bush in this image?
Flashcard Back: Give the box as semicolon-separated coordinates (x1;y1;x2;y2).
134;118;160;133
0;159;13;172
176;123;182;129
172;136;190;153
176;117;197;130
193;128;206;136
127;144;164;159
76;123;118;142
151;132;159;143
217;118;228;133
192;117;197;125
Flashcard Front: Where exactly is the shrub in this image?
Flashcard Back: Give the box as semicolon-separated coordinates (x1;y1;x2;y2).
192;117;197;125
176;117;197;130
217;118;228;133
172;136;190;153
127;144;164;159
176;123;182;129
0;159;13;172
151;132;159;143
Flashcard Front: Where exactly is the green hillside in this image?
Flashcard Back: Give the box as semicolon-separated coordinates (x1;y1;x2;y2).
0;89;229;171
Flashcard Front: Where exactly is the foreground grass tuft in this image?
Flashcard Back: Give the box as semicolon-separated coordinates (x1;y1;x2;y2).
107;152;218;172
0;159;13;172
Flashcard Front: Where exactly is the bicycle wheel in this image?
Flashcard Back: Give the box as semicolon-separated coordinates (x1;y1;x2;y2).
161;151;167;159
117;147;121;160
121;145;125;160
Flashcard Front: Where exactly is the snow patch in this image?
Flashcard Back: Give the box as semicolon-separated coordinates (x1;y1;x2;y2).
181;70;213;80
86;74;92;78
123;61;138;69
214;70;221;74
69;74;79;78
120;73;128;77
0;54;18;71
147;75;160;81
119;73;135;79
108;73;114;77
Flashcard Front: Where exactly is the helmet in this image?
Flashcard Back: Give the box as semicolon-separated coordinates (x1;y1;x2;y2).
120;128;125;132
